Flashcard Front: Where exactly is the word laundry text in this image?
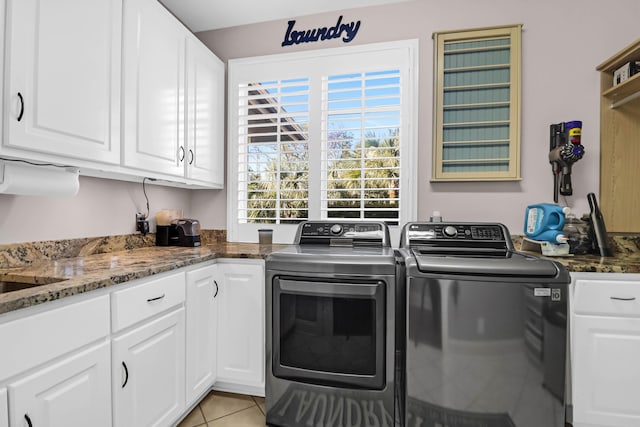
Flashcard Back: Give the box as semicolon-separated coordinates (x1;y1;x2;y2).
282;16;361;47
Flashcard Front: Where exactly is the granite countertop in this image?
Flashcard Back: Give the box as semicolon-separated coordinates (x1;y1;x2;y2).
0;241;286;316
1;232;639;317
514;234;640;274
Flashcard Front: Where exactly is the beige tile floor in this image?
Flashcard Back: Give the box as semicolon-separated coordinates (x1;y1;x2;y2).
178;391;266;427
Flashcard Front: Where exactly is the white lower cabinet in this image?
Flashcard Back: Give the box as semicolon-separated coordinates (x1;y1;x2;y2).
8;340;111;427
185;264;218;405
112;308;186;427
572;273;640;427
0;388;7;427
0;259;265;427
216;260;265;396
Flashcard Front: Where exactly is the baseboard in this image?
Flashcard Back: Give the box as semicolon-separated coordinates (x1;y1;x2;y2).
213;380;265;397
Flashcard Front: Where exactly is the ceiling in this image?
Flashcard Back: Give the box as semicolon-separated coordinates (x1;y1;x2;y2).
158;0;413;32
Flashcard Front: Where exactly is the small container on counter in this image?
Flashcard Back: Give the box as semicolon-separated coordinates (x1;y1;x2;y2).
563;215;592;255
258;229;273;245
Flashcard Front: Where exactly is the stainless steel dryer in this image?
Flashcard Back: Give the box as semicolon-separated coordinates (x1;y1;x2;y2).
265;221;401;427
399;222;571;427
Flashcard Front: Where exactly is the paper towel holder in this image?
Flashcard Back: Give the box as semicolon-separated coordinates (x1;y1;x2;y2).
0;160;80;196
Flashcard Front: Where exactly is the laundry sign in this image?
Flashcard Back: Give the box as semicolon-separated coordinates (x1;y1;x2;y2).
281;16;361;47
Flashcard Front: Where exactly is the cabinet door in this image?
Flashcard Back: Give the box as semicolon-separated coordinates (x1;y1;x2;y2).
0;388;7;427
186;37;225;186
572;314;640;426
185;264;218;405
112;308;185;427
216;262;265;390
122;0;185;176
3;0;121;164
8;340;111;427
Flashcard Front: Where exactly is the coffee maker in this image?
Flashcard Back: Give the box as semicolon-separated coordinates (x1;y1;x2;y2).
169;219;201;247
156;209;201;247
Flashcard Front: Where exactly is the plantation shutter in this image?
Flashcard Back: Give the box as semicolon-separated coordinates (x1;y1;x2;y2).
433;25;522;181
322;70;401;224
228;40;418;243
237;78;310;223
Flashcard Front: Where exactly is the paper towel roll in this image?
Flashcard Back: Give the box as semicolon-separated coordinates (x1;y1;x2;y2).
0;161;80;196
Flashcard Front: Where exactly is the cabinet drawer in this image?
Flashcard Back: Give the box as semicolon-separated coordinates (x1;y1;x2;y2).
111;271;185;332
573;279;640;316
0;295;110;381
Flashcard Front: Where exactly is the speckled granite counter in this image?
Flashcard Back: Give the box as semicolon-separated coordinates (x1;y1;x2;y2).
513;234;640;273
0;238;286;316
1;231;639;316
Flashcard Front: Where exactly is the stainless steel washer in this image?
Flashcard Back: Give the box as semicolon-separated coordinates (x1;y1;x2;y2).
400;222;571;427
265;221;400;427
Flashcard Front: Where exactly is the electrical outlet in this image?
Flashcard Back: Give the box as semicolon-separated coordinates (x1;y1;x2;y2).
136;213;149;235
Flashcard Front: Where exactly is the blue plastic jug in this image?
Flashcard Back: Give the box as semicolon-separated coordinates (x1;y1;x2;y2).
524;203;569;241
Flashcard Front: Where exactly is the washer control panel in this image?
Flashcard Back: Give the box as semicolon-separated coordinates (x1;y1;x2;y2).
297;221;389;246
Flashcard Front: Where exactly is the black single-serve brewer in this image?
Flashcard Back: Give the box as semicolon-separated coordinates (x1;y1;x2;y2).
157;218;201;247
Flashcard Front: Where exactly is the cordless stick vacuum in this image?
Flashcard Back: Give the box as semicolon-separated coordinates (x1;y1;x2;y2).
549;121;585;203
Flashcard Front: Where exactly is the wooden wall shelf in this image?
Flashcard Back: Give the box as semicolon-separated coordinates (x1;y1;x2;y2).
598;38;640;232
602;73;640;108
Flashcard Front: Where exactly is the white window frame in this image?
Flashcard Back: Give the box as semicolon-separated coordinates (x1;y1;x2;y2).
227;40;419;244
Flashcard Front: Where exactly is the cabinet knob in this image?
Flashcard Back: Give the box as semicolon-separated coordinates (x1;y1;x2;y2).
179;146;185;162
213;280;219;299
189;149;194;165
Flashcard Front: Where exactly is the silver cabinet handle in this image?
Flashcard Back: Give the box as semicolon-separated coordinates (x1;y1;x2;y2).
610;296;636;301
146;294;165;302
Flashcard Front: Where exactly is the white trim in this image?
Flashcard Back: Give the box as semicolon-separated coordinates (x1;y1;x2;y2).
227;40;419;244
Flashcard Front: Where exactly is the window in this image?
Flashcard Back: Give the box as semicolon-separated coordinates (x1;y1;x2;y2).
228;40;418;243
432;25;522;181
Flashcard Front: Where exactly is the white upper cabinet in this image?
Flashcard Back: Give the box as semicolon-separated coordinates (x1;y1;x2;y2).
185;37;225;186
122;0;225;187
2;0;121;164
1;0;224;188
122;0;185;177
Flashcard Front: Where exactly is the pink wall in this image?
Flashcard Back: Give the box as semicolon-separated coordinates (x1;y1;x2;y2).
0;176;192;244
2;0;638;244
194;0;640;234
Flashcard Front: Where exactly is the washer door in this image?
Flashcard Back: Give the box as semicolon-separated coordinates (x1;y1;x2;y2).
272;276;386;389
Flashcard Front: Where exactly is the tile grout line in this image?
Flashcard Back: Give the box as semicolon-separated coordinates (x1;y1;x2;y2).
204;405;260;424
197;404;207;425
252;396;265;416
